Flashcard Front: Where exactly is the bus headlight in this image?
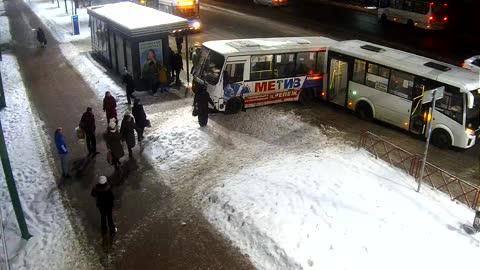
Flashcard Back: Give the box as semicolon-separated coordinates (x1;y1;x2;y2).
193;21;201;30
465;128;475;136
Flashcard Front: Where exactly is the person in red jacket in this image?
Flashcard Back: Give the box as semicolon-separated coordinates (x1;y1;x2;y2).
103;91;117;124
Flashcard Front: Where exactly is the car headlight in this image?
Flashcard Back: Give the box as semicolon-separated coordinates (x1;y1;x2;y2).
466;128;475;136
193;21;201;29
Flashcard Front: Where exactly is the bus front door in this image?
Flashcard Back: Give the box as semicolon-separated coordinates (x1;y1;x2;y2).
327;58;349;107
409;78;430;135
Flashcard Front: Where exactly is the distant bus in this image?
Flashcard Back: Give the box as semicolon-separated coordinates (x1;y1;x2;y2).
378;0;448;30
192;37;337;114
323;40;480;149
139;0;201;30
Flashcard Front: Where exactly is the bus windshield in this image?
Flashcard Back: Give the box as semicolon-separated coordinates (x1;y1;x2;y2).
466;90;480;130
195;48;225;85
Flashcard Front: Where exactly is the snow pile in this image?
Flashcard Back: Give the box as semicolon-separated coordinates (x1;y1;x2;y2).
0;55;98;269
202;146;480;270
143;106;217;186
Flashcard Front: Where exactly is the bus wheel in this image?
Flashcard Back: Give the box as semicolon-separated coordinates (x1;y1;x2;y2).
407;19;414;28
225;97;243;114
431;129;452;149
379;13;387;23
298;89;313;105
356;102;373;120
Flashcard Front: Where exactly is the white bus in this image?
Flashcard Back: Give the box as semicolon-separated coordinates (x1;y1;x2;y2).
192;37;337;113
378;0;448;30
323;40;480;149
139;0;201;30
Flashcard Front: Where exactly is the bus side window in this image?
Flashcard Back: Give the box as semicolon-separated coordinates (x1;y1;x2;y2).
388;69;414;99
274;53;295;78
296;52;316;75
251;55;273;81
316;52;326;74
224;63;245;84
435;87;464;124
352;59;366;84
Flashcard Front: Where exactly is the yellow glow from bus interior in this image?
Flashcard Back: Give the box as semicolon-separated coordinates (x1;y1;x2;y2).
348;101;353;107
423;111;432;122
177;0;194;6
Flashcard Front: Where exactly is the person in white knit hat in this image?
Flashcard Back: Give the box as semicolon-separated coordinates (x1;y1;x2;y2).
91;176;116;236
104;121;124;172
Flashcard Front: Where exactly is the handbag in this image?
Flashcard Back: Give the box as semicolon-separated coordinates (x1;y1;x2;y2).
75;126;85;139
106;150;113;165
192;106;198;117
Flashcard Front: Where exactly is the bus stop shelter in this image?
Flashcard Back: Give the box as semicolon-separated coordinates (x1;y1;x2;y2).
87;2;189;90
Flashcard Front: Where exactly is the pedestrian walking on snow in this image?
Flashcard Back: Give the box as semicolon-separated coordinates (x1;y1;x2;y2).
132;99;147;142
103;91;118;124
120;112;136;158
36;27;47;48
122;68;136;105
91;176;117;236
54;127;70;178
79;107;99;156
193;87;214;127
104;121;124;171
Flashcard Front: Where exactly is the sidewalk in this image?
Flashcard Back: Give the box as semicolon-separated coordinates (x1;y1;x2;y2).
4;0;251;268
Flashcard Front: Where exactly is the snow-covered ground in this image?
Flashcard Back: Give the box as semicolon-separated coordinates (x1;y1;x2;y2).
0;6;97;268
143;106;480;270
6;1;480;269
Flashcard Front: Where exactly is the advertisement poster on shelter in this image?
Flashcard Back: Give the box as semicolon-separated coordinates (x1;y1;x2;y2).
139;39;163;76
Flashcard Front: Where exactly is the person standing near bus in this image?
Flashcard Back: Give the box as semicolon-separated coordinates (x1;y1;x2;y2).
175;32;184;53
173;52;183;86
193;87;215;127
191;47;201;74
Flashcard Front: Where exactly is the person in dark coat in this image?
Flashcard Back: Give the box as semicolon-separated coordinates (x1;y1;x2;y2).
175;32;183;53
79;107;99;156
91;176;116;236
36;27;47;48
173;52;183;86
104;121;125;170
103;91;117;124
54;127;70;178
120;112;136;158
193;87;215;127
132;99;147;142
122;68;135;105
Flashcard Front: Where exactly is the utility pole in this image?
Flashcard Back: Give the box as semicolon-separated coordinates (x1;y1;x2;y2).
416;86;444;192
0;120;31;240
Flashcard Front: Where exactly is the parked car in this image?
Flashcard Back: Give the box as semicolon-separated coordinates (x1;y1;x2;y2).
462;56;480;73
253;0;288;7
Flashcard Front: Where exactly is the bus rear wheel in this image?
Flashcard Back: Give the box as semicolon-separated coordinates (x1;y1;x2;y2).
356;102;373;120
225;97;243;114
431;129;452;149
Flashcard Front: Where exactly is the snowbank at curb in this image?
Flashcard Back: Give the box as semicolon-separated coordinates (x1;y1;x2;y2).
0;54;98;269
202;146;480;270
